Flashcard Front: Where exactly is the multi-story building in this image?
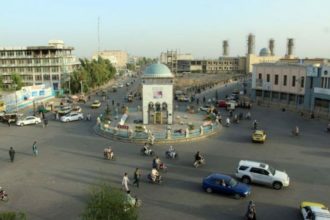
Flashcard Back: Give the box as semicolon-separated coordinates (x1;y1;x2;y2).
93;50;128;70
251;62;330;115
0;40;79;91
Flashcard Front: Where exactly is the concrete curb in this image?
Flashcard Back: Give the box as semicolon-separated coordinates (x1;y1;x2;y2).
93;124;221;144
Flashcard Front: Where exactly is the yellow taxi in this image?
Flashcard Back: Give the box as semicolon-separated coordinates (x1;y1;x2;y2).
91;100;101;108
252;130;266;143
300;201;330;220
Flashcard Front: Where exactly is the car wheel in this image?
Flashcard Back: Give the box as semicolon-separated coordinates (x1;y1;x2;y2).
233;193;241;200
206;187;212;193
273;182;282;190
79;117;82;120
242;176;251;184
20;123;24;127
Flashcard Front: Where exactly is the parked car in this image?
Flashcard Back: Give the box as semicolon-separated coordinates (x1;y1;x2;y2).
118;83;124;88
60;112;84;122
252;130;267;143
78;95;87;103
178;95;190;102
202;173;251;199
235;160;290;190
300;201;330;220
16;116;41;126
71;106;82;113
0;113;23;124
91;100;101;108
200;105;212;112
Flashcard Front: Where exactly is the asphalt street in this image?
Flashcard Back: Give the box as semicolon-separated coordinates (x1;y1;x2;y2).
0;78;329;220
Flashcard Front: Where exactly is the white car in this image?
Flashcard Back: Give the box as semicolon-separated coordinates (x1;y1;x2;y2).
300;202;330;220
60;112;84;122
118;83;124;88
235;160;290;190
16;116;42;126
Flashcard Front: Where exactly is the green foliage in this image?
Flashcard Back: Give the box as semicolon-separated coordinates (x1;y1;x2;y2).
70;57;116;94
0;212;26;220
81;183;138;220
0;75;4;90
126;63;135;71
11;73;23;90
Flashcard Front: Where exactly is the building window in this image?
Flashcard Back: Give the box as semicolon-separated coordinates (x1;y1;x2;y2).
35;75;42;81
292;76;296;87
324;70;328;75
275;74;279;85
301;77;304;88
52;74;59;80
258;73;262;79
266;74;270;82
283;75;287;86
43;74;50;80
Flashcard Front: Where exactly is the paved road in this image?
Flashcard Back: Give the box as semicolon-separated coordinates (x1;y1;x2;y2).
0;78;329;220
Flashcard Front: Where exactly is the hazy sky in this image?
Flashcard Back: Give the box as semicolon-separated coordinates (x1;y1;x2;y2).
1;0;330;59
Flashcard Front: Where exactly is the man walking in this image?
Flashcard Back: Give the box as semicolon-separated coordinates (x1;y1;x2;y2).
122;172;130;192
133;168;141;188
32;141;38;157
9;147;15;162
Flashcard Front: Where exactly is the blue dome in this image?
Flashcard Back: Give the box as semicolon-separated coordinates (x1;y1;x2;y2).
259;48;271;56
143;63;173;78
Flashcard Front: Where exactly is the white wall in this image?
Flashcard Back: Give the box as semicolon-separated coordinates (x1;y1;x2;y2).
142;84;173;124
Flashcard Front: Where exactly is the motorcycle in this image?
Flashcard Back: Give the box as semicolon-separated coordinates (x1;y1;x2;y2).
165;150;178;159
140;147;154;156
0;190;8;202
158;162;168;172
147;174;162;184
194;158;205;168
292;128;299;136
103;151;115;160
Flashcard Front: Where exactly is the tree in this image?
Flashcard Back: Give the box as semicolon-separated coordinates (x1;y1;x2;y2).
81;183;138;220
0;212;26;220
0;75;4;90
69;57;116;94
11;73;23;90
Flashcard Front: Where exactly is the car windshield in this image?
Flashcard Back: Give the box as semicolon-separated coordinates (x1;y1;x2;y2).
268;166;276;175
228;178;238;187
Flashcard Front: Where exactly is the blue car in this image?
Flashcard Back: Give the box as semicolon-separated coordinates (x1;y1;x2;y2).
202;173;251;199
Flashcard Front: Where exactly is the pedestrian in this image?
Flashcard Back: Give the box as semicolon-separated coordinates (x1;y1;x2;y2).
44;118;48;127
9;147;15;162
133;168;141;188
203;96;206;103
56;113;59;120
32;141;38;156
7;120;11;127
122;172;130;192
112;100;115;106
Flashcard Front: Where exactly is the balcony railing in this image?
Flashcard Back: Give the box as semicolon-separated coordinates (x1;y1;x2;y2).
314;87;330;96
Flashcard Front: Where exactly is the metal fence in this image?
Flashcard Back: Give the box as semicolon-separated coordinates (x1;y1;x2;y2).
99;123;219;142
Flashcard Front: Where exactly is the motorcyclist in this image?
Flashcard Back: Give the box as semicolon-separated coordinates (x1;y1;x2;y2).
194;151;204;167
253;120;258;130
166;145;176;158
246;111;251;120
0;187;5;200
104;147;113;160
151;168;160;182
246;200;256;220
293;126;300;136
226;117;230;126
143;143;151;155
